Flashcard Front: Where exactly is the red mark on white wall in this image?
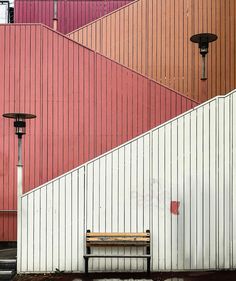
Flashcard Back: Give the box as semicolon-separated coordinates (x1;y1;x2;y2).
170;201;180;215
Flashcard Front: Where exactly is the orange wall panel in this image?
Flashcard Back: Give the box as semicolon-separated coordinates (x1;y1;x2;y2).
69;0;236;102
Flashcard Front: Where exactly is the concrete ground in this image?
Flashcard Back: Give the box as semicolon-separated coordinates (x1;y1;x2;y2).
12;271;236;281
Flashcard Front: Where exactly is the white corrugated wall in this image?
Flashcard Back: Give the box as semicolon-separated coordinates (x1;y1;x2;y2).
18;89;236;273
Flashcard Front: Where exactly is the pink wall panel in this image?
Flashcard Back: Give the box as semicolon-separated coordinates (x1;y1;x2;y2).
15;0;134;34
0;24;198;241
15;0;54;28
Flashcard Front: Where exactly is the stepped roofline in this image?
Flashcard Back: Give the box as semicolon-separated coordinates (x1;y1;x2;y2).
0;23;195;102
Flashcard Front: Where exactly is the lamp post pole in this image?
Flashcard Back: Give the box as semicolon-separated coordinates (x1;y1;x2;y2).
17;135;23;198
2;113;36;272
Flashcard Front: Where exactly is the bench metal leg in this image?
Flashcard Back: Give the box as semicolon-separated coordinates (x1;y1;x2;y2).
147;257;151;273
85;257;89;274
146;230;150;273
85;229;91;274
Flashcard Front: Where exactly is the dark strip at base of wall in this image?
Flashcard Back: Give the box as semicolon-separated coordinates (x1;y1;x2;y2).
0;242;17;250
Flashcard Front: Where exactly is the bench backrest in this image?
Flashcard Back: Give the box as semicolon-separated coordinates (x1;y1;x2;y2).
86;231;150;247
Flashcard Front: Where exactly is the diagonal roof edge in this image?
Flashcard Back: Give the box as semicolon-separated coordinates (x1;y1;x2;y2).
21;88;236;198
0;23;199;103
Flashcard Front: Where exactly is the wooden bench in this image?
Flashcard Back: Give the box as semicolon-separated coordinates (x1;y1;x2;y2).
84;230;151;273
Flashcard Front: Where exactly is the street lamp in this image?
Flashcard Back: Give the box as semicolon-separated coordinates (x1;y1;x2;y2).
2;113;36;268
190;33;218;80
2;113;36;197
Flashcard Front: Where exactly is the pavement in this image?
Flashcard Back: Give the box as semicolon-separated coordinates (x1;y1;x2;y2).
11;271;236;281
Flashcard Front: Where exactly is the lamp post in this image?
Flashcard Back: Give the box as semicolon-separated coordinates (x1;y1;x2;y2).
2;113;36;267
2;113;36;198
190;33;218;80
53;0;58;30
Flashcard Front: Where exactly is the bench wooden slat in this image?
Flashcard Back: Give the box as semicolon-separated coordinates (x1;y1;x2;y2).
87;242;150;247
86;232;149;237
87;237;150;242
84;254;151;258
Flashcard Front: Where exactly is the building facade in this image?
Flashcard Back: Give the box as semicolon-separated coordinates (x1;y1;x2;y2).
69;0;236;102
18;89;236;273
0;23;197;241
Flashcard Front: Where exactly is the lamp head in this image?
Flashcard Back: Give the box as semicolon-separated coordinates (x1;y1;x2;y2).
2;113;36;138
190;33;218;57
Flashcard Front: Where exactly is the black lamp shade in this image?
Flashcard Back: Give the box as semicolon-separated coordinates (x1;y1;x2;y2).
2;112;36;137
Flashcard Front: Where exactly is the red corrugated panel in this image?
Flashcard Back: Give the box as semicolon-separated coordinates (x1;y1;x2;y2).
14;0;134;34
0;24;198;241
14;0;54;28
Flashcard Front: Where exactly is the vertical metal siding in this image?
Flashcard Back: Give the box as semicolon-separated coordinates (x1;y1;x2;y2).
14;0;134;34
19;89;236;273
15;0;54;28
0;24;197;241
20;167;85;272
69;0;236;103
